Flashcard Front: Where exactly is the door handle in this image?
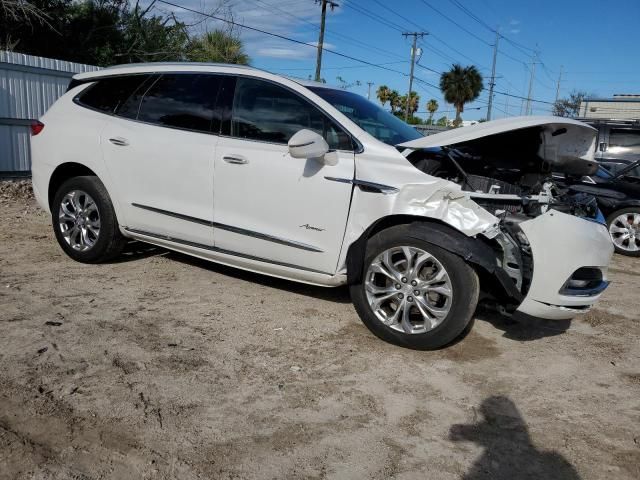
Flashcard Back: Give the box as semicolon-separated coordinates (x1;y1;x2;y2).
109;137;129;146
223;155;248;165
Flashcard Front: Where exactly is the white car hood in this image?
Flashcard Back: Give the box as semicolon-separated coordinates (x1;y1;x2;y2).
398;116;597;173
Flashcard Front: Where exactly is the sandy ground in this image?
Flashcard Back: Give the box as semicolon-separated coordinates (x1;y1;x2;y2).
0;180;638;480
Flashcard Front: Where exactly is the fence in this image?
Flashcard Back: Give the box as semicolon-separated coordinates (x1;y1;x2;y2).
0;51;99;174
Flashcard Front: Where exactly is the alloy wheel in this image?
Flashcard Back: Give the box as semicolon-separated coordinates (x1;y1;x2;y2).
609;212;640;253
59;190;101;251
364;246;453;334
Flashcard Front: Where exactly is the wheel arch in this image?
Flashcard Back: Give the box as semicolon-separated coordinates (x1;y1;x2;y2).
48;163;99;210
345;215;523;305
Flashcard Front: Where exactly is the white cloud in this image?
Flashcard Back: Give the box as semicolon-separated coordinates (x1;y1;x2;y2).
509;19;520;26
510;28;521;34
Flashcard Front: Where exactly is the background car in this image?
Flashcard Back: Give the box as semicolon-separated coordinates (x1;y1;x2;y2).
562;160;640;256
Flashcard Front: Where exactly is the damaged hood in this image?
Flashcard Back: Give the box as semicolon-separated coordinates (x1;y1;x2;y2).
398;116;598;175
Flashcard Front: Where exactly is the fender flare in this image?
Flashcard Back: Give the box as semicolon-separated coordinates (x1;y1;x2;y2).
346;220;523;303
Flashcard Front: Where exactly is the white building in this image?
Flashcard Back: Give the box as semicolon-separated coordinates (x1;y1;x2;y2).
578;94;640;121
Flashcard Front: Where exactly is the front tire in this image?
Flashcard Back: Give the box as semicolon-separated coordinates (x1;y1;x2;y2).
52;176;126;263
606;208;640;257
350;225;480;350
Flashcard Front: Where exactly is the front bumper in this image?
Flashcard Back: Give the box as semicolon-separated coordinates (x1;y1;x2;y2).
515;210;614;320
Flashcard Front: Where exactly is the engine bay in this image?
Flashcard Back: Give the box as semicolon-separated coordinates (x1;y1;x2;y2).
405;127;601;301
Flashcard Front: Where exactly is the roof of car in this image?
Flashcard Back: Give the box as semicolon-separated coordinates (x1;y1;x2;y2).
72;62;260;81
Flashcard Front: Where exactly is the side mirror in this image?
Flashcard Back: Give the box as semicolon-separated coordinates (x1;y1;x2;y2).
288;129;330;162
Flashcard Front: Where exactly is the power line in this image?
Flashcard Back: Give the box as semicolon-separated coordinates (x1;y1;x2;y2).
418;0;492;46
158;0;558;110
246;0;404;62
156;0;413;77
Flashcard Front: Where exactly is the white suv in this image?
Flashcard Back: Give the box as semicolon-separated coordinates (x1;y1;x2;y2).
31;62;613;349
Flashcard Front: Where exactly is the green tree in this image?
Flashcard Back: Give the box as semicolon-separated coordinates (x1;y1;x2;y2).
436;116;448;127
553;90;588;118
399;91;420;117
426;99;438;125
440;64;484;127
389;90;401;113
187;29;249;64
376;85;391;107
0;1;203;66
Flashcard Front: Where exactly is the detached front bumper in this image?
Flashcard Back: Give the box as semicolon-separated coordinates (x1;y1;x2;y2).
515;210;613;320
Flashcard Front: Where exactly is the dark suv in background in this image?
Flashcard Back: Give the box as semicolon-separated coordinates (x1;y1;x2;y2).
565;119;640;256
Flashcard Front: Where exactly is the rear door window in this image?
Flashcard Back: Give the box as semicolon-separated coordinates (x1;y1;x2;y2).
133;74;222;134
231;77;352;150
76;75;151;113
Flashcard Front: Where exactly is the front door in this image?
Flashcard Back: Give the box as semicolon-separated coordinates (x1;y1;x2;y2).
212;77;355;275
101;73;222;246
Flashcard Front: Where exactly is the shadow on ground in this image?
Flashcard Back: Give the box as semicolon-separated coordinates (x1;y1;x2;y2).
450;395;581;479
165;250;353;304
475;306;572;341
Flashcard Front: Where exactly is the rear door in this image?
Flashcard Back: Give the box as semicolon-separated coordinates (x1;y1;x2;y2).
212;76;356;275
101;73;222;246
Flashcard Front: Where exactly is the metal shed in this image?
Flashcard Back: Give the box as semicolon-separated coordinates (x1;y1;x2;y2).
0;51;99;175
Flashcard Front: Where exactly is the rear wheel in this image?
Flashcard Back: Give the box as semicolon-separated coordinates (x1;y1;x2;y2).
350;225;480;350
52;176;126;263
606;208;640;256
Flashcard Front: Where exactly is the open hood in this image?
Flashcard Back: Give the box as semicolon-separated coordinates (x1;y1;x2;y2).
399;116;598;175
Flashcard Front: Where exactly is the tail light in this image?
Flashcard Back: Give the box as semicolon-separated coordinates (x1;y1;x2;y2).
30;121;45;136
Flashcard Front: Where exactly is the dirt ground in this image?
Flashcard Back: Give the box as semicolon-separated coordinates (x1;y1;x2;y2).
0;180;638;480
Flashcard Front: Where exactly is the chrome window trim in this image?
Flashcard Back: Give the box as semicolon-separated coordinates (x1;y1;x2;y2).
72;70;363;152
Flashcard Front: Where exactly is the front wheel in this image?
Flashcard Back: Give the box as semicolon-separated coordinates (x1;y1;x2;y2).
606;208;640;256
350;225;480;350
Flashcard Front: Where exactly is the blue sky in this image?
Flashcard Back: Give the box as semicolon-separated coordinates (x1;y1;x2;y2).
159;0;640;121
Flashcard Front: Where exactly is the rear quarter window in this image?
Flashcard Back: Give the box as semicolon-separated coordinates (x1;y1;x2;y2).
76;75;151;114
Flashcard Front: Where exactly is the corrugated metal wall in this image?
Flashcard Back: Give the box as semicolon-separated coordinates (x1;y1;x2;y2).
0;51;100;173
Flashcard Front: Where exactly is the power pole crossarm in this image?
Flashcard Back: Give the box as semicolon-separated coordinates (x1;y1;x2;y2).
486;30;500;121
402;32;428;122
315;0;339;82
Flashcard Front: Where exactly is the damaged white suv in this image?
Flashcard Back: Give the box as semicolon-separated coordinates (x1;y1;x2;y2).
31;63;613;349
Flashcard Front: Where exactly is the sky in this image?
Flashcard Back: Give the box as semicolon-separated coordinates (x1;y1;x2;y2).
155;0;640;121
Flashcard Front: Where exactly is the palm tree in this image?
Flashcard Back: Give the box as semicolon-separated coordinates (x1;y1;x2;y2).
400;91;420;117
376;85;391;107
426;99;438;125
439;64;483;126
187;29;250;65
389;90;401;113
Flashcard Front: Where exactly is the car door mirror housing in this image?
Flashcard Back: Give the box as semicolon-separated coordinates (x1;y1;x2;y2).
288;129;330;162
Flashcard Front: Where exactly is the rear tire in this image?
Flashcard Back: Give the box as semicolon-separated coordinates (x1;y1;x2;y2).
606;208;640;257
52;176;126;263
350;225;480;350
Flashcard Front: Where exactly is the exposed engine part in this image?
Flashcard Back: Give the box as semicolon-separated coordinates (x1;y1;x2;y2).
409;148;600;223
494;231;524;291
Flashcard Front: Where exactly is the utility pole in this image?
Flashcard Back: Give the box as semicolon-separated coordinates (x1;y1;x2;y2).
504;88;510;118
554;65;563;104
525;50;538;115
367;81;374;100
314;0;339;82
402;32;427;122
486;29;500;121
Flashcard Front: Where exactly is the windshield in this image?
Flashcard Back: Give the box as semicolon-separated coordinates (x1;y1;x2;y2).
308;87;423;146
